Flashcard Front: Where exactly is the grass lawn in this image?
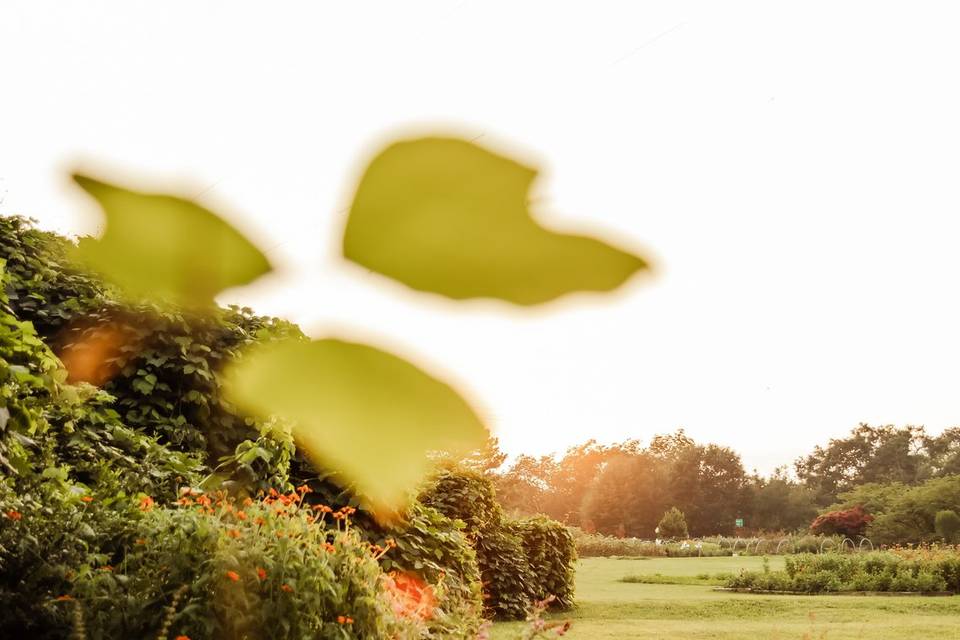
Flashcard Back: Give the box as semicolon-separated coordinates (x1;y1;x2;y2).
491;556;960;639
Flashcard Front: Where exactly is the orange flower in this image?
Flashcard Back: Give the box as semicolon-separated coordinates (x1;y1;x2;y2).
280;583;293;593
175;636;191;640
5;510;22;521
135;538;147;545
254;517;265;526
225;570;240;582
100;566;113;572
337;616;346;624
139;496;155;512
324;543;336;553
296;484;311;494
257;567;267;581
56;595;74;601
226;529;241;539
384;572;436;621
81;496;94;503
235;511;247;521
346;617;354;624
242;497;253;507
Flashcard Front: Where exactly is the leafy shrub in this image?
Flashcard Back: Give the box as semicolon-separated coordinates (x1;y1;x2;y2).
727;551;960;594
379;502;483;638
810;505;873;537
420;468;573;619
475;524;537;620
419;468;503;533
657;507;689;540
511;516;576;609
0;480;144;639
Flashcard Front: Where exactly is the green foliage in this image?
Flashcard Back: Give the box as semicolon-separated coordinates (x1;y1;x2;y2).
726;551;960;594
0;216;106;337
420;468;504;533
864;475;960;545
795;424;937;506
742;471;818;533
581;453;668;538
70;174;272;307
67;492;420;639
0;479;151;639
225;338;487;513
474;524;537;620
934;510;960;543
344;136;648;305
419;469;576;620
378;502;483;638
657;507;689;540
510;516;577;609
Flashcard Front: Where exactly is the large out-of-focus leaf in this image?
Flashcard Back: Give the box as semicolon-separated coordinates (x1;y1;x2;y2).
343;136;649;305
224;338;488;515
71;175;271;306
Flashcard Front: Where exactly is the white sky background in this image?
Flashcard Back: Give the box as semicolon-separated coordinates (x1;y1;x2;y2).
2;1;960;475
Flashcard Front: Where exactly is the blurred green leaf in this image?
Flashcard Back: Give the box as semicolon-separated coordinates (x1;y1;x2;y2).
343;136;649;305
71;174;271;306
224;338;488;514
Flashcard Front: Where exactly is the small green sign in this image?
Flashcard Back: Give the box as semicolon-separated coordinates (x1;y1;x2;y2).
735;518;744;528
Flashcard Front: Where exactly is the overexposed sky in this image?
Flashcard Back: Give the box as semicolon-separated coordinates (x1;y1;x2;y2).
3;1;960;474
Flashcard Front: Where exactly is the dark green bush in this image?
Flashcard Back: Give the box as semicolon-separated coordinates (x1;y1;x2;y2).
474;523;536;619
420;468;575;619
510;516;576;609
657;507;689;540
419;468;503;533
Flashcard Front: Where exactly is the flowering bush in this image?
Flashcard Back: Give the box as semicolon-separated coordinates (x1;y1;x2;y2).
810;505;874;538
66;488;422;639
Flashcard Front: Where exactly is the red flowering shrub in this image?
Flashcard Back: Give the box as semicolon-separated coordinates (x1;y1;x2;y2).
810;505;874;538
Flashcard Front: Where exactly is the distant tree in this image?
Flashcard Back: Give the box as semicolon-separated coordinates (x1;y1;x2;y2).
668;443;747;536
921;428;960;477
647;429;695;460
795;424;929;505
457;435;508;474
745;468;818;532
934;510;960;543
493;453;553;516
581;453;668;538
657;507;689;540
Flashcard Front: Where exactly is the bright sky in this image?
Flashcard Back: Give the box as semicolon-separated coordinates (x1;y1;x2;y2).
3;2;960;474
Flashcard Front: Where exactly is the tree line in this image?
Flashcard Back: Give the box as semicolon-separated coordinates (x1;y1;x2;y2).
476;424;960;538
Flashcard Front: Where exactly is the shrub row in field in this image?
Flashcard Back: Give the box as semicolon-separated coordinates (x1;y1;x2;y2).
571;528;850;558
726;551;960;594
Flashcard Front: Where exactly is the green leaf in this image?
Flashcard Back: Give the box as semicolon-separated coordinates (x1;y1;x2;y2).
224;338;488;514
343;136;649;305
70;174;271;306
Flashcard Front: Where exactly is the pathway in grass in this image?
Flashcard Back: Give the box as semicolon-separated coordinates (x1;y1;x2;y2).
491;556;960;639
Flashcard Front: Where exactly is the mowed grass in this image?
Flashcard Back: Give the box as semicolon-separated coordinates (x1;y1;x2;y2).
491;556;960;639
